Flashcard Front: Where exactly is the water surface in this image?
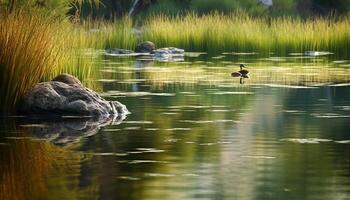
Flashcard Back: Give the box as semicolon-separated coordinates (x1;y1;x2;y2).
1;52;350;200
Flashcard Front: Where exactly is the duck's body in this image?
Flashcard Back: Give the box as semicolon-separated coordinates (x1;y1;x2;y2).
231;72;242;77
231;64;249;77
239;66;249;75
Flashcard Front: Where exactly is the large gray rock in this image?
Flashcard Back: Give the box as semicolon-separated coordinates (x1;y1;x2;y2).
135;41;155;53
20;73;128;116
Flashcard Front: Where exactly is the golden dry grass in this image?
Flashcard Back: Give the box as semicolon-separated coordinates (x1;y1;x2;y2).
0;12;67;113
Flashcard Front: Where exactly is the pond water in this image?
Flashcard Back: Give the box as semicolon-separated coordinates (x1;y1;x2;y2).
1;52;350;200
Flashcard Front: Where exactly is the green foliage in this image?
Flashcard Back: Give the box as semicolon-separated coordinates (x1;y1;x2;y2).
190;0;240;13
130;0;350;18
145;0;188;17
270;0;297;16
0;0;101;18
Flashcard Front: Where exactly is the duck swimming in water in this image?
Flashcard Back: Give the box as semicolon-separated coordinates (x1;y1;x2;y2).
231;64;249;77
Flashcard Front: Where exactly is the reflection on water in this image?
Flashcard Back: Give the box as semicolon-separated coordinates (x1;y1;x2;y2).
1;53;350;199
20;115;126;146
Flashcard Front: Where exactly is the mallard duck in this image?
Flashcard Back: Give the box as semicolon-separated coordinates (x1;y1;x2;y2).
231;64;249;77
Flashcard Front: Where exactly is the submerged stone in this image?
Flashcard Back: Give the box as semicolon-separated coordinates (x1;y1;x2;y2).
20;73;128;116
22;115;125;146
105;48;135;55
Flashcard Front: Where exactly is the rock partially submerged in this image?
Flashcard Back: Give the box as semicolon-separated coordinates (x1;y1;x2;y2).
135;41;155;53
105;41;185;62
20;73;129;116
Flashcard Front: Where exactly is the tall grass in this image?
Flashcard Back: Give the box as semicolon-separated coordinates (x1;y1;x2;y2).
79;17;137;49
142;13;350;55
0;12;66;113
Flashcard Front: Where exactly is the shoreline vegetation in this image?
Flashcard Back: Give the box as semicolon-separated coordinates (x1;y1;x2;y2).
1;8;350;113
142;13;350;55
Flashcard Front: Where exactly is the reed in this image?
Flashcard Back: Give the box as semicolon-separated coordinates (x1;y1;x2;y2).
141;13;350;55
0;13;86;113
92;17;138;49
0;12;66;113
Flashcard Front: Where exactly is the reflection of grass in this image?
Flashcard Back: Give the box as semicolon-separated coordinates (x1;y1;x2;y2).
0;134;75;200
142;13;350;55
141;61;350;87
98;58;350;87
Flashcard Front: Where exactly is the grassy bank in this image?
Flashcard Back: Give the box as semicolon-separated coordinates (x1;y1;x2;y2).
142;13;350;55
0;11;95;113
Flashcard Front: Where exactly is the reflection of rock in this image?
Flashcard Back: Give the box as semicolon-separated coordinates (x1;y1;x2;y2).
304;51;333;56
23;115;125;146
105;48;134;55
21;74;128;116
135;41;156;53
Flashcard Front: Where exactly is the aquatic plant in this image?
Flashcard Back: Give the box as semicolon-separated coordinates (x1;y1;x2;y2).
141;13;350;56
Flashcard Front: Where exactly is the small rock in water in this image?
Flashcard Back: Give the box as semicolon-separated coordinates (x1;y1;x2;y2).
135;41;155;53
106;41;185;62
20;73;129;116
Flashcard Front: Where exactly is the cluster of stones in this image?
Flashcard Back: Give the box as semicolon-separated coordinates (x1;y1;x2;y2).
105;41;185;60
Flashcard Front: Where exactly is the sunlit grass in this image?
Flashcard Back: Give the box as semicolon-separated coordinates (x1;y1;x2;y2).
71;17;137;50
142;13;350;55
0;12;97;113
0;12;67;113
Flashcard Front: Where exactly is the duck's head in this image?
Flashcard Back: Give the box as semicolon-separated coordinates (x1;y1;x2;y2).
239;64;246;69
